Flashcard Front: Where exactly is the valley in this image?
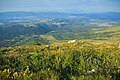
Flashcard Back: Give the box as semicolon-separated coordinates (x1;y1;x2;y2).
0;12;120;47
0;12;120;80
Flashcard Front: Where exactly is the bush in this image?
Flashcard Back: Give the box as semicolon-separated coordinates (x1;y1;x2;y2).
0;41;120;80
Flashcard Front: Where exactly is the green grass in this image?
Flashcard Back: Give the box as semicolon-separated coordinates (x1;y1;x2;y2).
0;41;120;80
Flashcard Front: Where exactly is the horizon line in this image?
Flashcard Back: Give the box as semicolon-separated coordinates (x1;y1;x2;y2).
0;11;120;14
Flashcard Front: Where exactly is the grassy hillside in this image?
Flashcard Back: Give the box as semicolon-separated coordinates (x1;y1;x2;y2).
1;25;120;47
0;12;120;47
49;25;120;42
92;25;120;42
0;40;120;80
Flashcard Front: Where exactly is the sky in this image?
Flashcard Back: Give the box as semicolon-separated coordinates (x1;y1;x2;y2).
0;0;120;13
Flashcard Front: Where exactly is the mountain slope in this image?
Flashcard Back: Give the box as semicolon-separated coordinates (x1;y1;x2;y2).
0;12;120;47
0;40;120;80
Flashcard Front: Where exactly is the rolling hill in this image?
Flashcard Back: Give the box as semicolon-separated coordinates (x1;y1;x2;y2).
0;12;120;47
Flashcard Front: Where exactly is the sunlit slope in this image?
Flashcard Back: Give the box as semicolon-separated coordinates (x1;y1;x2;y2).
95;25;120;33
0;40;120;79
49;25;120;41
1;40;120;56
93;25;120;42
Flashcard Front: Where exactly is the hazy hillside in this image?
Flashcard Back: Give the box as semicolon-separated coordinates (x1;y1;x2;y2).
0;12;120;47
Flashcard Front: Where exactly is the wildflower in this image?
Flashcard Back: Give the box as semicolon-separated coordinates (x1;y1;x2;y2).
87;69;95;74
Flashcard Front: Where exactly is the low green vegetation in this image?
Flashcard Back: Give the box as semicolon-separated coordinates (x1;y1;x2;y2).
0;41;120;80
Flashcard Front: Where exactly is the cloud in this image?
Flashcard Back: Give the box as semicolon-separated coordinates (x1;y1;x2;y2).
0;0;119;12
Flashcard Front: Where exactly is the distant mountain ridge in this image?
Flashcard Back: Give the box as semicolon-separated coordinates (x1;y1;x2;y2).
0;11;120;19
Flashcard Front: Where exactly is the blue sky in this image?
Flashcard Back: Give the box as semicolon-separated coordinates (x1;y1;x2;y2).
0;0;120;13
